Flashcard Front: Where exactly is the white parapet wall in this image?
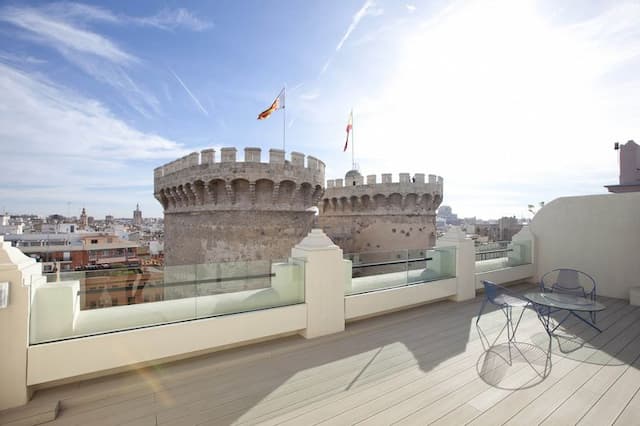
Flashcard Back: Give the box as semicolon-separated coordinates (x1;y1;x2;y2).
28;303;306;386
345;278;457;321
530;192;640;299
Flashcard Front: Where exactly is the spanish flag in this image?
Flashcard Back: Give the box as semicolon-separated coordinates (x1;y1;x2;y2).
257;88;285;120
344;110;353;152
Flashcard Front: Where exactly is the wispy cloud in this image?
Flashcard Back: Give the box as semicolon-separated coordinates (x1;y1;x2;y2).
321;0;382;75
299;91;320;101
27;2;212;32
136;8;212;32
169;69;209;116
0;50;46;64
0;6;136;65
406;4;417;13
335;0;378;52
0;61;186;214
0;4;165;117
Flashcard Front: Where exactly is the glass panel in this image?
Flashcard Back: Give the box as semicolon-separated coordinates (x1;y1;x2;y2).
508;239;532;266
194;259;303;318
346;249;409;295
345;247;457;295
474;239;532;272
29;259;305;345
420;246;457;282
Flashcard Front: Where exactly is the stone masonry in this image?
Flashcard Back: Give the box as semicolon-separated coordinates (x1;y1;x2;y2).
318;170;443;253
154;148;325;266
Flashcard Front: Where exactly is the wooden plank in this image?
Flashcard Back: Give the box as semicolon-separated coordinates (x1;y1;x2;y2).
499;306;640;426
577;351;640;425
0;400;59;426
466;301;637;425
542;330;640;425
613;387;640;425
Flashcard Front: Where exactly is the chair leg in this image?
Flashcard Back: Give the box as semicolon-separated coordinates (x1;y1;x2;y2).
476;299;487;325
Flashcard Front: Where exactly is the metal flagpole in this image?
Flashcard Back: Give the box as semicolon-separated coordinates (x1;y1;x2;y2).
282;86;286;152
351;109;355;170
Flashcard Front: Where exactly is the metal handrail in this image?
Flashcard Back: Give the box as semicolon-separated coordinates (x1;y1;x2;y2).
351;256;433;269
77;272;276;295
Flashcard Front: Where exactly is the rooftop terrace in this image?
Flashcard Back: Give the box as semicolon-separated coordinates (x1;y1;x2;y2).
0;192;638;425
2;284;638;425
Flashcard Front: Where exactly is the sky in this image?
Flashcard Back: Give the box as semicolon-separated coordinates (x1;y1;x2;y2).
0;0;638;220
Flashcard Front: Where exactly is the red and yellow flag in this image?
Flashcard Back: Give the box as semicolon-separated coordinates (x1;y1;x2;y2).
344;110;353;152
257;88;285;120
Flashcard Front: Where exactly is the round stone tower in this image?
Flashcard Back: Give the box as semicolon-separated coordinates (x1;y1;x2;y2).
154;148;325;266
317;170;443;253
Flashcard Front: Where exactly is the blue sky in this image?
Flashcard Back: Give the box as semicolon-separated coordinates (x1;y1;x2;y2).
0;0;638;220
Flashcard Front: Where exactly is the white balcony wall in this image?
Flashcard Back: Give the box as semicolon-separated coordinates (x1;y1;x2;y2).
530;192;640;299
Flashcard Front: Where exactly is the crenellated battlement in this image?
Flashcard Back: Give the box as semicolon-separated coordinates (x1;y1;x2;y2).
153;147;325;213
326;173;443;188
320;170;443;216
154;147;325;179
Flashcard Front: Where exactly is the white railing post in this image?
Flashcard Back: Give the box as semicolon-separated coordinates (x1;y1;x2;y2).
0;236;41;409
436;226;475;301
292;229;346;338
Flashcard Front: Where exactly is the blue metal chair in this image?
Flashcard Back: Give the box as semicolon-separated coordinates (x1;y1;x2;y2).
540;268;597;322
477;280;531;342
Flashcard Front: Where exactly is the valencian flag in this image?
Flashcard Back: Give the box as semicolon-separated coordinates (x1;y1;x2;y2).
257;88;285;120
343;110;353;152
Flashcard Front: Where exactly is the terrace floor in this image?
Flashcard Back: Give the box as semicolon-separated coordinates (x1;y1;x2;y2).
3;283;640;425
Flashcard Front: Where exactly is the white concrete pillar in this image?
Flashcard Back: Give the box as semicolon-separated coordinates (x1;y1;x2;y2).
0;236;40;409
291;229;345;338
436;226;475;302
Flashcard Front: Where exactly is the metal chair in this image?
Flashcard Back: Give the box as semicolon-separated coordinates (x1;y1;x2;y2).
477;280;531;342
540;268;597;322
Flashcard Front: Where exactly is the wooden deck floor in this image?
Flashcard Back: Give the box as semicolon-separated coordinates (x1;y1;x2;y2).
3;284;640;425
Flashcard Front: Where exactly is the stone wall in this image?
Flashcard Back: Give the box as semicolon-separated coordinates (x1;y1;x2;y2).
318;171;443;253
155;148;325;266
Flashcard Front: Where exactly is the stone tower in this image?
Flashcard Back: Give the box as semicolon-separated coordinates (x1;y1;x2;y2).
318;170;443;253
154;147;325;266
79;207;88;230
133;203;142;226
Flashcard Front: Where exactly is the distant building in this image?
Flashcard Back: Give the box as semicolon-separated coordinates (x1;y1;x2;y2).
133;204;143;226
475;216;522;242
6;232;139;272
105;215;114;225
606;140;640;193
79;208;88;229
437;205;460;226
0;213;24;235
41;223;76;233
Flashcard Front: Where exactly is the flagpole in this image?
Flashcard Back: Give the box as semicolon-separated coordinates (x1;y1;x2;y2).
351;109;355;170
282;86;286;152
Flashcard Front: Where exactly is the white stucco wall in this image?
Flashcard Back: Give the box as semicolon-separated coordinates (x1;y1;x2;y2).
530;192;640;299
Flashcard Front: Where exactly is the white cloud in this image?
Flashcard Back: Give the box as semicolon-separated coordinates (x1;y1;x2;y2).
320;0;382;75
44;2;120;24
0;6;136;65
340;0;639;218
0;5;165;118
406;5;417;13
136;8;212;32
0;51;46;64
0;63;186;182
299;91;320;101
335;0;378;52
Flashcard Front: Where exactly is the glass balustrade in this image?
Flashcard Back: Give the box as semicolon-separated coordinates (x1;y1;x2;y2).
344;246;457;295
29;258;305;344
